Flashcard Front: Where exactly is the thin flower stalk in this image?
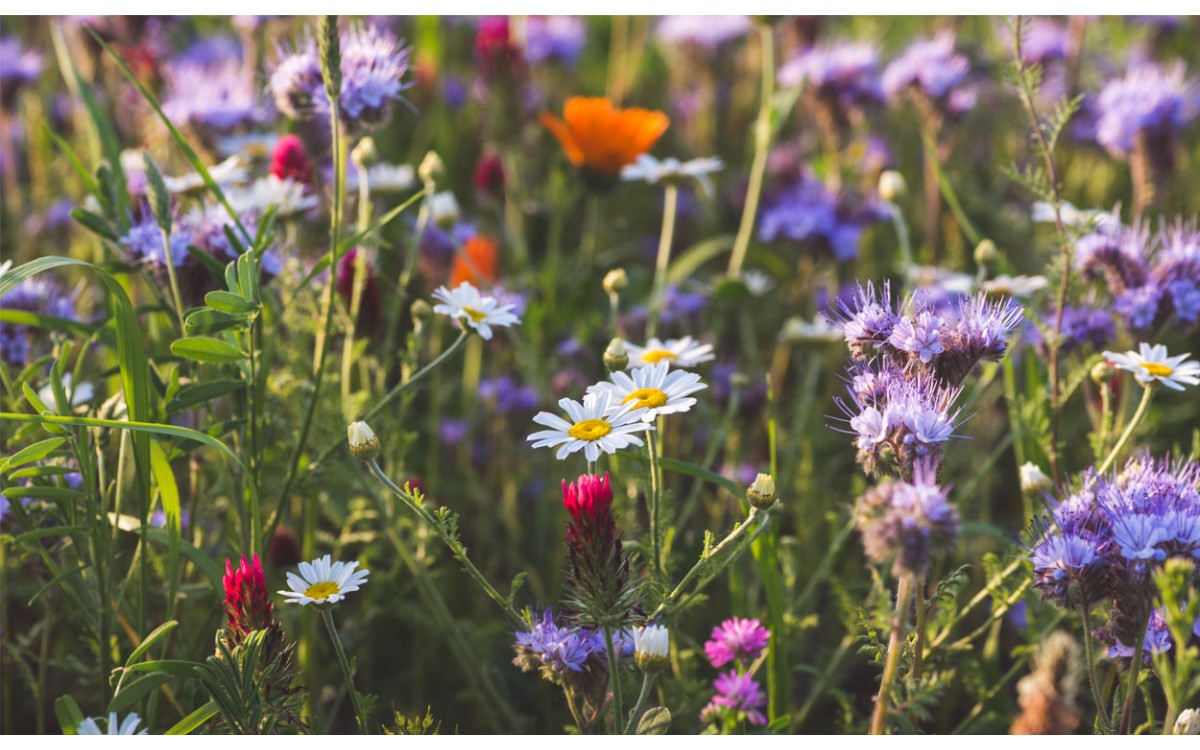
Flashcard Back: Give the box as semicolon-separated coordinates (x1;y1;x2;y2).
321;607;370;734
603;625;624;733
870;573;914;735
1096;385;1154;474
624;673;656;734
646;183;678;341
727;22;775;278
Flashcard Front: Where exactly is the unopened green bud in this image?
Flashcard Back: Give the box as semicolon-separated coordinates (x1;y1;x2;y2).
418;151;444;185
351;137;379;167
603;268;628;295
347;421;379;461
1091;361;1115;384
410;299;433;324
603;337;629;372
878;170;906;203
974;239;998;267
747;473;777;510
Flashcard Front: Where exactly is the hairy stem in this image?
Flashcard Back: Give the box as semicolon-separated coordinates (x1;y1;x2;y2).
870;574;914;735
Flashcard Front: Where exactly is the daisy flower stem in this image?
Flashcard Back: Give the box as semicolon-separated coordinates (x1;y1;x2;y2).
1097;385;1154;475
647;428;664;581
646;183;678;341
603;625;624;734
870;574;913;735
623;673;656;734
726;22;774;278
321;607;370;734
366;459;522;624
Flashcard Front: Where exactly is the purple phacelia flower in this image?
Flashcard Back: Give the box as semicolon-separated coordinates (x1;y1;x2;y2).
1095;62;1197;159
1114;285;1162;331
882;32;974;113
703;617;769;669
0;36;44;109
162;55;267;134
887;310;944;364
778;41;882;118
655;16;751;50
1106;609;1173;661
1;275;78;366
855;461;960;577
522;16;585;67
1058;304;1115;351
512;607;604;678
759;177;887;262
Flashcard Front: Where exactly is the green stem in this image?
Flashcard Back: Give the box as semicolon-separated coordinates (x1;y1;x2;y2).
624;673;656;734
366;459;521;624
870;574;914;735
726;22;774;278
1097;386;1154;475
646;424;664;582
603;626;624;734
646;184;678;340
157;228;187;328
321;607;370;734
1079;599;1113;732
1119;606;1152;734
890;203;913;274
911;577;926;680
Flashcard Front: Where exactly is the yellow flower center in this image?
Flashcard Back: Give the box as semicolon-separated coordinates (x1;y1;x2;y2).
1139;362;1173;377
623;387;668;410
461;307;488;323
641;349;678;364
568;418;613;441
304;581;340;600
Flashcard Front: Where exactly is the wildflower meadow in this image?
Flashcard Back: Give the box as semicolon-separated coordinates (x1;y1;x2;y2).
4;14;1200;736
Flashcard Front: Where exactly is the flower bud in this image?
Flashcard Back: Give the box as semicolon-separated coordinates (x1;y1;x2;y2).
351;136;379;167
747;473;777;510
347;420;380;461
418;151;444;185
1090;360;1115;384
1019;462;1051;494
1175;708;1200;735
633;624;670;674
603;268;628;295
973;239;998;267
603;337;629;372
729;372;751;390
878;170;906;202
428;191;460;229
410;299;433;324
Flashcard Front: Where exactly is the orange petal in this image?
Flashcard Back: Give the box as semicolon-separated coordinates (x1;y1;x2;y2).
540;111;584;166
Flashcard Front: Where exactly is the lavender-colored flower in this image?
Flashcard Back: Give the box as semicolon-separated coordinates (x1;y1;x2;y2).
887;310;944;364
1095;62;1197;158
655;16;751;50
478;375;538;414
778;41;882;116
855;461;960;577
934;294;1025;384
1114;285;1163;332
439;418;469;447
512;608;603;678
1;275;78;366
0;36;44;109
522;16;585;66
703;617;769;668
1021;517;1101;607
1074;216;1150;294
882;32;973;109
163;55;267;134
833;281;898;359
1106;609;1173;661
1008;18;1069;64
703;671;767;727
759;177;887;262
1058;304;1116;351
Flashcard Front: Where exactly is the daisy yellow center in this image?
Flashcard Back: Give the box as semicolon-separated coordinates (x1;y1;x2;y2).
623;387;668;410
461;307;488;323
1139;362;1173;377
568;418;612;441
304;581;340;600
641;349;678;364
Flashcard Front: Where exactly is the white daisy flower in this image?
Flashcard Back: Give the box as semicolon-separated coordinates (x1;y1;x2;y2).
1031;201;1116;229
163;155;249;194
587;361;706;422
979;274;1049;298
431;281;521;341
624;336;715;369
621;154;724;196
740;270;775;297
226;176;319;217
216;133;279;160
1102;343;1200;391
279;554;369;607
527;391;652;462
77;712;148;735
345;162;416;193
779;316;842;344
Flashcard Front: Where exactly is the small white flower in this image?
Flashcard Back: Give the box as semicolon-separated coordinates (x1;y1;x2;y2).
163;155;249;194
906;265;974;297
1102;343;1200;391
0;259;12;281
740;270;774;297
1031;201;1116;229
624;336;715;369
227;176;319;217
37;374;94;414
368;162;416;193
1019;462;1051;494
1175;708;1200;735
347;421;380;461
279;554;369;607
527;391;652;462
77;712;147;735
620;154;724;196
587;361;706;422
431;281;521;341
428;191;460;228
980;274;1049;298
633;624;670;659
216;133;279;159
779;316;842;344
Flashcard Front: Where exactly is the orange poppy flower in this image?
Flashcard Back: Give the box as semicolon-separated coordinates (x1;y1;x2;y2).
540;97;669;183
450;235;500;288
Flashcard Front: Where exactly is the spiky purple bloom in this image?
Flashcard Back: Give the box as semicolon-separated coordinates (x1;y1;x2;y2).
162;55;267;134
1058;304;1116;351
1114;285;1163;332
522;16;585;67
703;671;767;727
478;375;539;414
513;608;604;677
1009;18;1069;65
759;177;887;262
1095;62;1197;158
778;41;882;117
655;15;751;50
1;275;78;366
882;32;975;114
703;617;769;669
855;461;960;577
1021;517;1101;607
269;24;410;133
887;310;944;364
1074;217;1150;294
1106;609;1173;661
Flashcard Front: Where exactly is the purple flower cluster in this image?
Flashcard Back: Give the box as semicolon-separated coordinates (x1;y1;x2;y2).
758;177;889;262
1095;62;1197;159
162;54;267;135
478;375;538;414
1020;454;1200;658
0;36;43;109
778;41;882;119
511;607;630;683
881;31;976;116
1;275;78;366
1074;217;1200;332
700;617;769;728
270;24;411;133
854;460;960;577
655;16;751;51
522;16;585;67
